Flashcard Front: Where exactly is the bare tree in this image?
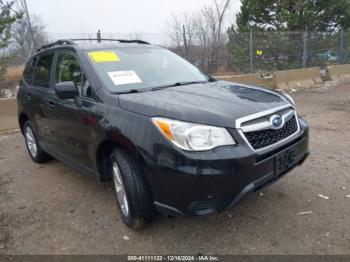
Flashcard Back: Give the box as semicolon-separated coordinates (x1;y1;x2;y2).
193;14;210;70
202;0;231;72
169;13;195;60
128;31;144;40
168;0;231;73
11;15;47;64
214;0;231;45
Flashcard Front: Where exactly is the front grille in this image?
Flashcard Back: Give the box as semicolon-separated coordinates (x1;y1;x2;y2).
244;115;298;149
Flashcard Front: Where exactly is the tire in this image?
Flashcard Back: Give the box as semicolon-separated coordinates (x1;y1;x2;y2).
23;121;51;163
110;148;153;229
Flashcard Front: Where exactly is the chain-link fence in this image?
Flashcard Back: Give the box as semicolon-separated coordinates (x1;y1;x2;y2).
223;30;350;75
82;30;348;76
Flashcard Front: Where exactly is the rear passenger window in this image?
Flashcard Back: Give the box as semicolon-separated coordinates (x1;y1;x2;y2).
33;53;54;88
23;57;37;84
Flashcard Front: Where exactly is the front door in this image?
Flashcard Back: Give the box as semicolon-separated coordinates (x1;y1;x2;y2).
49;51;98;169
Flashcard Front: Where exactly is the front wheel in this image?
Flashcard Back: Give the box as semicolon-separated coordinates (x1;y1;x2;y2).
111;148;153;229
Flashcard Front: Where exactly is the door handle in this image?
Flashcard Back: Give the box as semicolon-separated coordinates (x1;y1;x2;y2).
24;94;32;101
45;100;55;109
48;101;55;109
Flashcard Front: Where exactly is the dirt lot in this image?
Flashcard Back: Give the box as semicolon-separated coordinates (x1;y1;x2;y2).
1;81;350;255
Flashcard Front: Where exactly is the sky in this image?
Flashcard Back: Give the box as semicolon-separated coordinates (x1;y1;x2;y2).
25;0;241;43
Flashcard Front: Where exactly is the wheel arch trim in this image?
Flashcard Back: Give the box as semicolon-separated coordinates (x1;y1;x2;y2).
95;133;145;179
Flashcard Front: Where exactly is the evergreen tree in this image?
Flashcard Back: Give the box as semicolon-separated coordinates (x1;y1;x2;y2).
228;0;350;73
0;1;22;75
235;0;350;32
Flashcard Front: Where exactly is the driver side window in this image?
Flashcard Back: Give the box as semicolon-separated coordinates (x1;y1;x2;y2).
55;52;93;99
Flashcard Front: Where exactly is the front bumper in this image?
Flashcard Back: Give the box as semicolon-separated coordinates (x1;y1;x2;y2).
143;117;309;217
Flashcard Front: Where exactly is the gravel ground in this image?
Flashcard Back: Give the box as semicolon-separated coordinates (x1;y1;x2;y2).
0;81;350;255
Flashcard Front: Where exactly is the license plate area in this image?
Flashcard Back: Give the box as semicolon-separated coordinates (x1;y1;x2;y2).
274;148;297;177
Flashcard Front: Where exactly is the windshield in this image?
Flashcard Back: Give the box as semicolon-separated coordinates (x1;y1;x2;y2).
86;46;211;93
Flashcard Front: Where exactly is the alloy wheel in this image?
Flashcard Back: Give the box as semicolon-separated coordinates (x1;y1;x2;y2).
112;161;129;217
25;126;38;158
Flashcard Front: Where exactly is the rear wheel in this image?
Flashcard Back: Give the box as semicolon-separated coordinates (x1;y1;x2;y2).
111;148;153;229
24;121;51;163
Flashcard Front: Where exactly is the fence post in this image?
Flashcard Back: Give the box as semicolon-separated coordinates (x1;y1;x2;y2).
97;29;101;43
249;28;253;73
302;30;308;68
337;29;344;64
183;25;188;60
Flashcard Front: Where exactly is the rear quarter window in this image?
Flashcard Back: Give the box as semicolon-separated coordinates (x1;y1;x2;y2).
33;53;54;88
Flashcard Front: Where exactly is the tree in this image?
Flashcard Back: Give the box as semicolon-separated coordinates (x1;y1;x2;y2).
235;0;350;32
0;1;22;48
169;13;196;60
228;0;350;73
0;0;22;75
169;0;232;73
11;15;47;65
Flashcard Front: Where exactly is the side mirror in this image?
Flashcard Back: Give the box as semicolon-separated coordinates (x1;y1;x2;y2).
55;81;79;99
54;81;82;107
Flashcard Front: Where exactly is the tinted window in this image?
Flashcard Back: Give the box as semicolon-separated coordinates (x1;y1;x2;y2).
23;56;37;84
33;53;54;88
55;52;92;99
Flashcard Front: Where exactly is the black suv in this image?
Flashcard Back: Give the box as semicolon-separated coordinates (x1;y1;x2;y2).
17;39;309;229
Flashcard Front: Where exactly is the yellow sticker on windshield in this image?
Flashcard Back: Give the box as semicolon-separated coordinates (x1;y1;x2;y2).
88;51;120;63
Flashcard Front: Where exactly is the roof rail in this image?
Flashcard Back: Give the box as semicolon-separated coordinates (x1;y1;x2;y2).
36;39;75;52
70;38;150;45
36;38;150;52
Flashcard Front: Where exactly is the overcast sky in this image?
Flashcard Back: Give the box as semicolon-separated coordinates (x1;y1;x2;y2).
26;0;241;43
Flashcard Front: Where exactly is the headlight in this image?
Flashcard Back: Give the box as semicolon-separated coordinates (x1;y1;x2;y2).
283;93;295;106
152;117;235;151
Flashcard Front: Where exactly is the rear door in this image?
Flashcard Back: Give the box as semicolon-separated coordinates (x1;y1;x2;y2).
19;56;39;130
27;52;56;148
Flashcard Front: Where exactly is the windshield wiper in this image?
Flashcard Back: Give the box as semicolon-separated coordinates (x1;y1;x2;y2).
112;89;141;94
148;80;210;91
114;80;212;94
113;86;168;94
172;80;209;86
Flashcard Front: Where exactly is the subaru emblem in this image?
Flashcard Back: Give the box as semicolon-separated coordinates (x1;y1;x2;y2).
270;115;283;129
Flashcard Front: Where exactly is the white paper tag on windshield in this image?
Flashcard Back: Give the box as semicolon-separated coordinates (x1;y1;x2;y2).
107;70;142;86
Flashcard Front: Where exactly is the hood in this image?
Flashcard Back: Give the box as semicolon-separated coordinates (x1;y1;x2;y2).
118;81;290;128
